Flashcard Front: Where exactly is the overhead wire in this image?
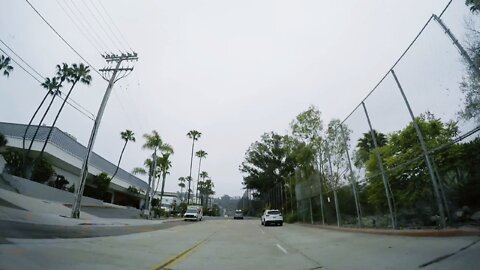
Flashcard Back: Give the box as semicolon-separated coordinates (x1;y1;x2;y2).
81;0;124;53
0;45;96;121
56;0;103;55
88;0;127;53
96;0;133;50
24;0;103;79
68;0;112;53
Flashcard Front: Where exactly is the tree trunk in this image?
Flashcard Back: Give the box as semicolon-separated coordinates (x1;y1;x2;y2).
333;187;341;227
159;173;167;210
36;81;78;163
187;139;195;204
23;90;50;151
195;158;202;204
111;140;128;180
24;93;58;176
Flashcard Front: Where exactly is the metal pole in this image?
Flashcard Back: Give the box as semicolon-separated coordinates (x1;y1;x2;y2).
361;102;396;229
309;197;314;224
433;14;480;79
325;140;341;227
391;69;446;228
340;125;362;227
71;60;121;219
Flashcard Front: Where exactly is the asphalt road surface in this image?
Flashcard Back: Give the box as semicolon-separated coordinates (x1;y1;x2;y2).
0;218;478;270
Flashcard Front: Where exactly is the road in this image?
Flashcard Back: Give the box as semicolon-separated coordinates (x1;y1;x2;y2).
0;218;478;270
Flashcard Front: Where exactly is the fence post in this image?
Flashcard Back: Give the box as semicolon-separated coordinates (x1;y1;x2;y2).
433;14;480;79
391;69;446;228
361;102;396;229
340;124;362;227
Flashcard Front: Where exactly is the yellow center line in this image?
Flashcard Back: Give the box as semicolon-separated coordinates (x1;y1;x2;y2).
149;239;207;270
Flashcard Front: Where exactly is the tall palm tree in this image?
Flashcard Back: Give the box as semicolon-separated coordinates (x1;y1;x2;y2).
23;76;63;176
0;55;14;77
186;130;201;204
199;171;209;206
36;63;92;162
23;64;69;154
141;130;173;216
111;130;135;180
158;153;173;208
178;177;186;201
194;150;207;204
185;176;193;203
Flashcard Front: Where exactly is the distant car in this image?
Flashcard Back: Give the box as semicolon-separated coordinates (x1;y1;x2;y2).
183;205;203;221
261;209;283;226
234;210;244;219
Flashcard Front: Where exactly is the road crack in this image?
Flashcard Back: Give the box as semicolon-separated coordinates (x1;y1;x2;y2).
418;238;480;268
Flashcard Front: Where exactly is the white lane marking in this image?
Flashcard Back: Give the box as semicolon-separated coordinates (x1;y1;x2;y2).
276;243;288;254
260;229;265;234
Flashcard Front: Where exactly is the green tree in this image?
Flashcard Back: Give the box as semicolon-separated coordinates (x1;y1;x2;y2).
194;150;207;204
466;0;480;13
322;119;352;225
139;130;173;212
240;132;294;210
158;152;174;208
111;129;136;180
0;55;13;77
24;75;63;174
178;177;186;201
93;172;111;200
354;130;387;169
186;130;201;203
365;115;459;210
0;132;7;149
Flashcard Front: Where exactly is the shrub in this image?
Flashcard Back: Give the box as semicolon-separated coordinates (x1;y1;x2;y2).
285;212;298;223
31;158;54;183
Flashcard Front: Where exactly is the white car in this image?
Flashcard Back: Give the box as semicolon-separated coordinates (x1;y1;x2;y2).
184;205;203;221
261;209;283;226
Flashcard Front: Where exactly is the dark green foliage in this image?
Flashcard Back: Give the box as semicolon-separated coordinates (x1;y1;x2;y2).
54;175;69;190
151;198;160;207
364;115;459;210
127;186;141;195
67;184;75;193
3;149;23;176
449;138;480;208
31;158;54;183
93;172;111;200
466;0;480;13
0;132;7;148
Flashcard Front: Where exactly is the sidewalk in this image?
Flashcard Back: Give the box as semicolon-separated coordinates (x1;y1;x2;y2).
0;187;181;226
300;223;480;237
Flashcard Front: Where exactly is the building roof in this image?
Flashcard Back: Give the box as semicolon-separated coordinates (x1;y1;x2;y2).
0;122;148;190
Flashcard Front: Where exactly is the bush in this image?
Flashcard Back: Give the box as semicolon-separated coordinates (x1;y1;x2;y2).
285;212;298;223
152;207;165;218
31;158;54;183
67;184;75;193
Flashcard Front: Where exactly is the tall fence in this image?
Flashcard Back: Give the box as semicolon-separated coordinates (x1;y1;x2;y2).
295;5;480;229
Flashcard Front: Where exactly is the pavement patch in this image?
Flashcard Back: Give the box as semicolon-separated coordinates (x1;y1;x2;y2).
418;238;480;268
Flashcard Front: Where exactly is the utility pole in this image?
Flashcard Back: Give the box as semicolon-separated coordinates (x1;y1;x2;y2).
71;52;138;219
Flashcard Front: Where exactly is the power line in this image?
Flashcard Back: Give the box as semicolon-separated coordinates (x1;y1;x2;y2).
56;0;102;55
0;43;96;121
88;0;127;52
96;0;133;50
81;0;125;53
68;0;112;53
24;0;103;79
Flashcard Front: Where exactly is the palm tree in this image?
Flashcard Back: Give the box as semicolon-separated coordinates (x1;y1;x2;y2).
36;63;92;162
0;55;13;77
23;76;63;176
111;130;135;180
23;63;69;153
199;171;209;206
141;130;173;216
186;130;201;204
178;177;186;201
194;150;207;204
157;153;173;208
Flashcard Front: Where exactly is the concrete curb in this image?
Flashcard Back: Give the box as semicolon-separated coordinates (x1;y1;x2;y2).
299;223;480;237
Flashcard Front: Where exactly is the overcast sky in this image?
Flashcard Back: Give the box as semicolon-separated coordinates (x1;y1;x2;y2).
0;0;474;197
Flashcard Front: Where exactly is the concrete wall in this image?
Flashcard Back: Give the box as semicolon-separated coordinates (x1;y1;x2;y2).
1;173;104;206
